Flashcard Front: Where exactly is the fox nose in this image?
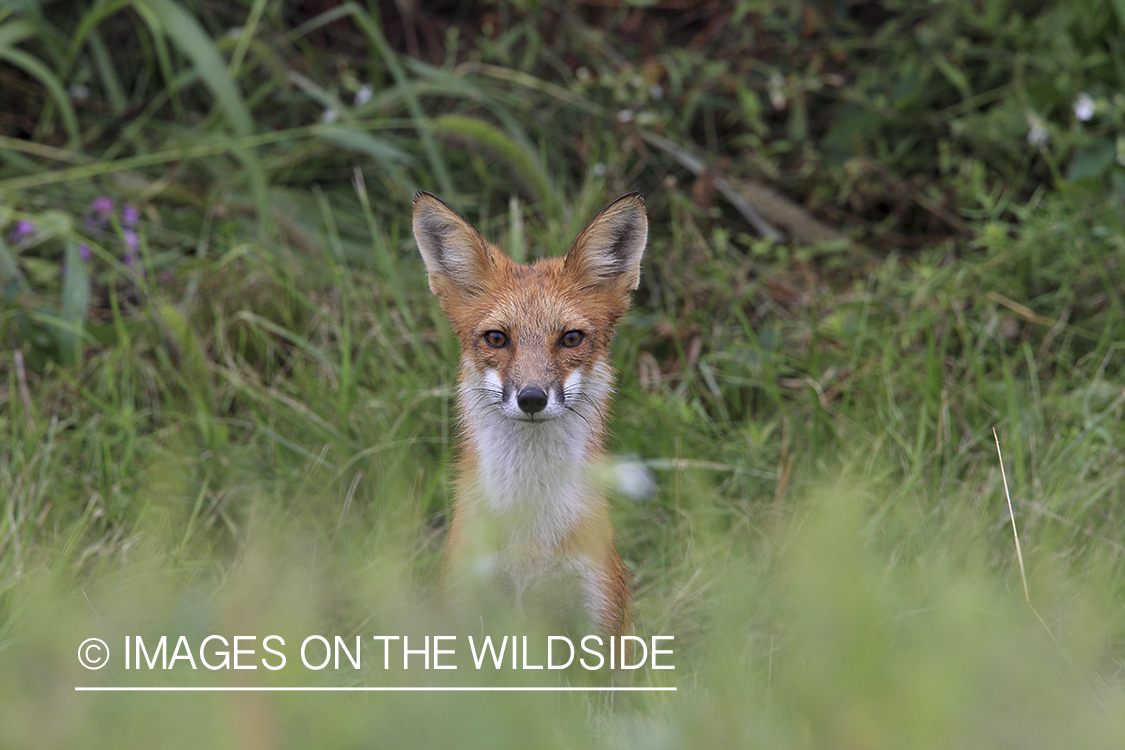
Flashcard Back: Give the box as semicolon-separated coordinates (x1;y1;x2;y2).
517;385;548;415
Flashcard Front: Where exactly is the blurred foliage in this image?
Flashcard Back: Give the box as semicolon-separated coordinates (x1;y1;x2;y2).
1;0;1123;368
0;2;1123;748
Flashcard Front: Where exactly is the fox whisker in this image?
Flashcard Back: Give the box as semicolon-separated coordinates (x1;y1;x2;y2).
564;403;594;429
567;391;606;423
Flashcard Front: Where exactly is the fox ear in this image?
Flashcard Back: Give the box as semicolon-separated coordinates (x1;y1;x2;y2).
412;192;500;300
564;193;647;294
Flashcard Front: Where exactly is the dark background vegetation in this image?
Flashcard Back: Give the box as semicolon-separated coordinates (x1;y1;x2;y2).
1;1;1123;748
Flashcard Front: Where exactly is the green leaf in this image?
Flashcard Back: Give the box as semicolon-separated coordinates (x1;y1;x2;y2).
1066;141;1116;181
0;236;30;305
932;54;971;101
1113;0;1125;28
0;17;34;49
319;125;415;171
55;240;91;366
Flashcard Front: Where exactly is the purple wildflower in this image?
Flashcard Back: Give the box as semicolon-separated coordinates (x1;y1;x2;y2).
91;196;115;217
122;204;139;228
123;229;139;253
79;244;91;261
9;220;36;243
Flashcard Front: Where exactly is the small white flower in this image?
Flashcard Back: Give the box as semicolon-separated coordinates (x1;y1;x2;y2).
1073;92;1095;122
354;83;373;106
226;27;242;38
650;83;664;100
768;71;786;110
592;162;606;176
616;108;635;124
68;84;89;102
611;457;656;501
1025;112;1049;146
321;108;338;124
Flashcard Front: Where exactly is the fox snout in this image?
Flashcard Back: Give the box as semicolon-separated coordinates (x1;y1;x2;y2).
478;366;578;423
505;379;557;421
516;385;548;415
467;322;602;424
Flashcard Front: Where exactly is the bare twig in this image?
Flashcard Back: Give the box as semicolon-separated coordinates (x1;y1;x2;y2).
993;427;1065;652
993;427;1029;601
640;131;785;242
14;348;35;431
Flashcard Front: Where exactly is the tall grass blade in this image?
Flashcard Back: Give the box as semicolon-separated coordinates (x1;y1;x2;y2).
56;240;91;366
0;236;30;303
86;28;128;115
289;2;453;195
0;20;81;146
134;0;254;138
433;114;555;211
318;125;415;171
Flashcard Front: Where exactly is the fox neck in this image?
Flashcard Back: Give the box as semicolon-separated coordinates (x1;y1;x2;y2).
456;369;609;548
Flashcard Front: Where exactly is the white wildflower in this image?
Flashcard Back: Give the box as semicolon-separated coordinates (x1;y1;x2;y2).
1073;92;1095;122
611;457;657;501
1026;112;1049;146
321;108;338;124
768;71;786;110
354;83;373;106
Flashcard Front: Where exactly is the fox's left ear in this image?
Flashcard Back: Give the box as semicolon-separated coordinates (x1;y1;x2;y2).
412;191;502;303
564;193;647;294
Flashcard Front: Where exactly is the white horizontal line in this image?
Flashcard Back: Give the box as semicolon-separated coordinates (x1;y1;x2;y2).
75;686;676;692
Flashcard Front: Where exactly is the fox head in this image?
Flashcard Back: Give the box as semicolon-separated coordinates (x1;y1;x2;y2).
412;192;647;429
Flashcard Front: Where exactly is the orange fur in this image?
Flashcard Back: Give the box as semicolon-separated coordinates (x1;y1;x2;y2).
413;192;647;640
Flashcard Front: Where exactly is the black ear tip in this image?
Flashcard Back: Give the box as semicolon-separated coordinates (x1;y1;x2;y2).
610;192;644;210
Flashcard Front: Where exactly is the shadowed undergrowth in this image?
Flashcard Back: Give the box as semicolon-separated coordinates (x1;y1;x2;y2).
1;1;1123;747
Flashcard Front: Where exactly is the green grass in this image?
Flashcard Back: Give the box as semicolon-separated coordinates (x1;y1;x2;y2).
2;1;1124;747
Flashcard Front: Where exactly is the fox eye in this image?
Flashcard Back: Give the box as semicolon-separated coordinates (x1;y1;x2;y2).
483;330;508;348
559;330;584;348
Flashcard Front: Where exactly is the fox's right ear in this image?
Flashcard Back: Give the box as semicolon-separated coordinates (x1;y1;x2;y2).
563;193;647;296
412;192;500;301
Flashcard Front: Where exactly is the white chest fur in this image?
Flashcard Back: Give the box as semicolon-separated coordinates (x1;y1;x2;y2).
461;391;597;550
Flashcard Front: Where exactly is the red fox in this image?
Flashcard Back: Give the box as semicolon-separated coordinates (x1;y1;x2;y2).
413;191;647;642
